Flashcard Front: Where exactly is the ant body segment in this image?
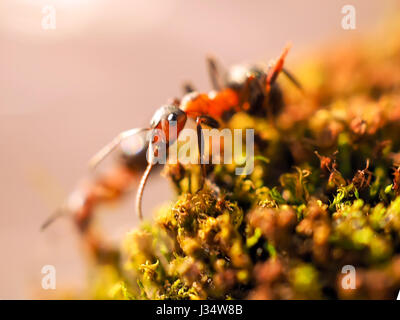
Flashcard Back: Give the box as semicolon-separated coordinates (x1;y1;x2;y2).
206;44;302;117
83;46;300;221
90;102;221;220
41;132;150;262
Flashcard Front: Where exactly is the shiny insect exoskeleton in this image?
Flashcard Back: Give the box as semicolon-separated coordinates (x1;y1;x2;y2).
85;46;300;221
206;44;302;118
89;99;221;221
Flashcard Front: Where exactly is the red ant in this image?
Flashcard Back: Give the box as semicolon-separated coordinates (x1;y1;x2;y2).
89;46;296;220
41;132;150;262
206;44;302;117
89;102;219;220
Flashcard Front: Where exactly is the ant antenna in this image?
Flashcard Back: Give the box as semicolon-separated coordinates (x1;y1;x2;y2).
282;68;303;91
89;128;148;169
40;206;68;231
135;144;156;220
182;82;196;94
206;55;225;91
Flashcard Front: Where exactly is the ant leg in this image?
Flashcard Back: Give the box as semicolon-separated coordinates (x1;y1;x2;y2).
196;121;206;187
197;114;220;129
238;74;256;108
187;170;192;193
40;206;68;231
89;128;148;169
282;67;303;91
206;55;224;91
196;115;219;189
182;81;196;94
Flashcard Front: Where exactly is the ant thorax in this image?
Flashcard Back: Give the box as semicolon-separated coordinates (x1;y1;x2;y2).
180;91;201;105
226;64;265;90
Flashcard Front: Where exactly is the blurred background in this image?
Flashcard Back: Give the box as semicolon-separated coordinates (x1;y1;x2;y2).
0;0;398;299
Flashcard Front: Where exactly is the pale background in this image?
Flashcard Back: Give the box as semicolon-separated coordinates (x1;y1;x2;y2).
0;0;397;299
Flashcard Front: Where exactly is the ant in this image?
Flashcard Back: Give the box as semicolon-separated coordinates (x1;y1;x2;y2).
41;131;150;263
89;102;219;221
205;44;302;118
89;46;296;221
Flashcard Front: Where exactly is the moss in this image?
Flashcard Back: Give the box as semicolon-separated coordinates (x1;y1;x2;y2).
85;16;400;300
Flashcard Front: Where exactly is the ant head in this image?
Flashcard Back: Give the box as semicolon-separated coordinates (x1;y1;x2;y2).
150;104;187;128
150;104;187;143
135;104;187;220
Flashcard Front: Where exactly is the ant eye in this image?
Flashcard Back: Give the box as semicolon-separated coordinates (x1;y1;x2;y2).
168;113;177;122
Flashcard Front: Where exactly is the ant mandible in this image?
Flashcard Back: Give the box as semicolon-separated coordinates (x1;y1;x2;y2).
89;46;295;220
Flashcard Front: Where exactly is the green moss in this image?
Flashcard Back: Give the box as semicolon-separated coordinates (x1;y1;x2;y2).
85;16;400;300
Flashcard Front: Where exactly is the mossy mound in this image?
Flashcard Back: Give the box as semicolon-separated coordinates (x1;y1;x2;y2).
90;17;400;300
